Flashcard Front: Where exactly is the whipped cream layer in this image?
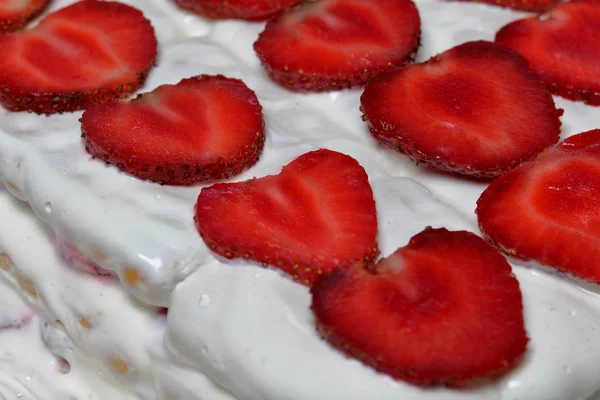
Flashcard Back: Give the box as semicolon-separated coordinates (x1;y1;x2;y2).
0;0;599;400
166;177;600;400
0;187;233;400
4;171;600;400
0;273;110;400
4;0;599;306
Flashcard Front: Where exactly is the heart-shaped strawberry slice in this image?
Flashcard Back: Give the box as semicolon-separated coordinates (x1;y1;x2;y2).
454;0;558;12
361;40;562;179
173;0;300;21
254;0;421;92
0;0;48;32
477;129;600;284
496;0;600;105
0;0;157;114
312;227;527;386
195;149;379;285
82;75;265;186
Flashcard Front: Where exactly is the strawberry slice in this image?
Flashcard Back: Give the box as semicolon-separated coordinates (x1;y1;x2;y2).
0;0;48;32
195;149;378;285
361;41;563;179
253;0;421;92
312;227;528;386
496;0;600;105
453;0;558;12
173;0;300;21
0;0;157;114
477;129;600;284
81;75;265;186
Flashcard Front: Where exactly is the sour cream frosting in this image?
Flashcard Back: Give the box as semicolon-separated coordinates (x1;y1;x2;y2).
0;0;599;399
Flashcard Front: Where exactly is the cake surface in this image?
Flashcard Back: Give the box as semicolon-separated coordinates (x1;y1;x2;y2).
0;0;599;399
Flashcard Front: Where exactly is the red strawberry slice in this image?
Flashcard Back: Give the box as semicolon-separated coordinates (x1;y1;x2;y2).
477;129;600;284
496;0;600;105
312;227;528;386
0;0;48;32
195;149;378;285
253;0;421;92
361;41;563;179
81;75;265;186
173;0;300;21
0;0;157;114
453;0;558;12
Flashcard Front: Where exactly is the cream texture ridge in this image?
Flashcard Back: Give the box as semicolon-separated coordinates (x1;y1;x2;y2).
0;0;599;399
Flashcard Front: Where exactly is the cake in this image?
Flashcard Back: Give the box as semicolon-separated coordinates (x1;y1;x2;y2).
0;0;599;399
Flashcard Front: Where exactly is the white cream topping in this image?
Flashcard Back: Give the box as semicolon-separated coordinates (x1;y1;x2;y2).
0;277;111;400
0;186;233;399
0;0;535;307
0;0;599;399
3;174;600;400
165;178;600;400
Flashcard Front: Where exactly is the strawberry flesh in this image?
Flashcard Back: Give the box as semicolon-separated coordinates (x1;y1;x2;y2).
477;129;600;284
312;227;528;386
195;149;379;285
361;40;563;179
452;0;558;12
0;0;157;114
254;0;421;91
0;0;48;32
496;0;600;105
82;75;265;186
173;0;300;20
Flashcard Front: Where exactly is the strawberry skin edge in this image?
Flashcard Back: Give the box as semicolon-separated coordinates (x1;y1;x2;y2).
0;0;50;33
255;33;422;92
0;69;154;115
